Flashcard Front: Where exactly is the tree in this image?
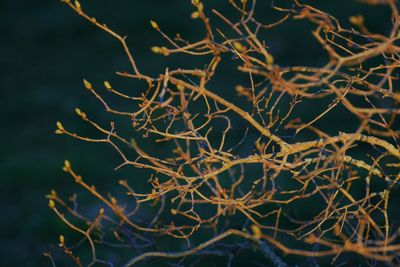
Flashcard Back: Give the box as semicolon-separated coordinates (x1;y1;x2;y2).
47;0;400;266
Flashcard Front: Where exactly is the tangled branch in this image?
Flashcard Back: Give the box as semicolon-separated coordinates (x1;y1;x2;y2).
48;0;400;266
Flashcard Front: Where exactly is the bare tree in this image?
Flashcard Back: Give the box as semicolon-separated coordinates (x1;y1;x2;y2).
47;0;400;266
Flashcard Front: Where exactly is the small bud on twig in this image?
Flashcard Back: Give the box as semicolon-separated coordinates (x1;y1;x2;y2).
83;79;93;90
74;0;82;12
104;81;112;90
56;121;64;131
251;224;262;239
349;14;364;26
48;199;55;209
59;235;65;246
150;20;159;30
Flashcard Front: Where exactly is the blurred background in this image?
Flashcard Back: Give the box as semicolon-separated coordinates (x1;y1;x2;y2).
0;0;394;266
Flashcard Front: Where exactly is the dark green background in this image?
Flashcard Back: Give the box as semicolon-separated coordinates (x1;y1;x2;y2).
1;0;394;266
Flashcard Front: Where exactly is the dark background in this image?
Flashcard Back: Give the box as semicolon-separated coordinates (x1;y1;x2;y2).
0;0;394;266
